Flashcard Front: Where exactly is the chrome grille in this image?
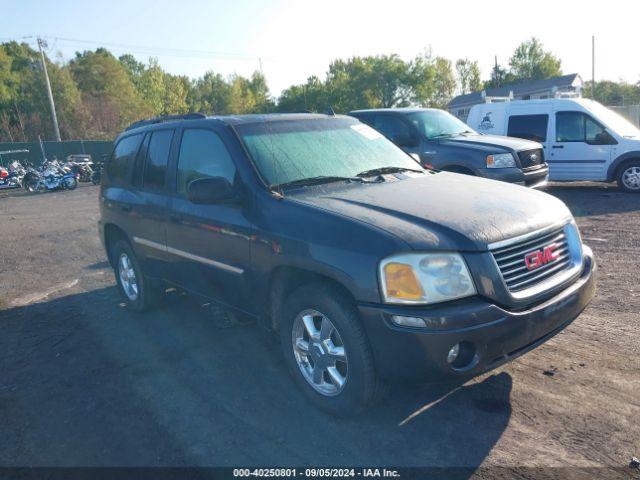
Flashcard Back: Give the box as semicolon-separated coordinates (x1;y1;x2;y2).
491;226;572;292
518;148;544;169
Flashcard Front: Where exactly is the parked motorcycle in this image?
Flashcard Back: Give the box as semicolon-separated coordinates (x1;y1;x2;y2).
24;161;78;193
0;161;26;189
91;161;103;185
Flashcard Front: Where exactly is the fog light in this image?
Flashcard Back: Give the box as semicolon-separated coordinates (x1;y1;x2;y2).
447;343;460;364
391;315;427;328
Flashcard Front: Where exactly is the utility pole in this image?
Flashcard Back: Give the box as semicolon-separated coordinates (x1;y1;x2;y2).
591;35;595;100
37;38;61;142
494;56;500;88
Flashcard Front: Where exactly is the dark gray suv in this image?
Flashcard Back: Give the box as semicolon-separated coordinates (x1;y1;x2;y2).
99;113;594;416
350;108;549;188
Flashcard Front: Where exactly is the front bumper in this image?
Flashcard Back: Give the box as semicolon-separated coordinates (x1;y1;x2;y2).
358;247;596;383
477;164;549;189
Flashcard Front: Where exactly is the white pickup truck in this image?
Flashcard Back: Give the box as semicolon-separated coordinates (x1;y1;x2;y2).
467;98;640;192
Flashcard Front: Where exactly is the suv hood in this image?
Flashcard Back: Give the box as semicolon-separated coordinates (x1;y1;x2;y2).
440;134;542;153
289;172;571;251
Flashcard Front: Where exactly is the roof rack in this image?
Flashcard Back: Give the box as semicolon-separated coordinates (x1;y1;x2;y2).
125;113;206;131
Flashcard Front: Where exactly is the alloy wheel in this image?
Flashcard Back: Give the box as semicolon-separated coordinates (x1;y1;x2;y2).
291;309;348;396
622;166;640;190
118;253;139;301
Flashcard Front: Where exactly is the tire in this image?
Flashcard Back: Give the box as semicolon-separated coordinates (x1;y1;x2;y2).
616;160;640;193
65;177;78;190
279;281;383;416
111;239;161;312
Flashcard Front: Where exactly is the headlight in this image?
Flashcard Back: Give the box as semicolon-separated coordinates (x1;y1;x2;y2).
486;153;516;168
379;253;476;305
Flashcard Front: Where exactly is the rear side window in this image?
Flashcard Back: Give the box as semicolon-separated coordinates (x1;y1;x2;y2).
142;129;174;189
176;129;236;194
108;134;143;184
507;114;549;142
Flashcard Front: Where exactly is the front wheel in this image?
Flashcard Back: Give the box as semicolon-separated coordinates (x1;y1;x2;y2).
64;176;78;190
111;240;161;312
617;161;640;193
279;282;383;416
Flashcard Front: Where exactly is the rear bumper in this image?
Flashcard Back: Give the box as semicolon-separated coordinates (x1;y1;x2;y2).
357;247;596;383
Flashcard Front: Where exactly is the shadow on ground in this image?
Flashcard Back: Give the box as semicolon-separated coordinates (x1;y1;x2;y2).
544;182;640;216
0;287;512;472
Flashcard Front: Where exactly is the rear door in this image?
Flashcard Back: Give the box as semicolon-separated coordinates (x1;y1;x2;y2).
127;128;176;278
165;127;252;310
548;110;613;181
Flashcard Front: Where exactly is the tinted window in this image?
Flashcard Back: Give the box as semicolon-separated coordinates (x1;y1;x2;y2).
108;134;142;184
374;115;411;140
507;114;549;142
142;129;174;189
556;112;607;143
177;129;236;194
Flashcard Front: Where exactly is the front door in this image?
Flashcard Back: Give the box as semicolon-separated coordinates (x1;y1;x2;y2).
165;127;252;311
548;111;613;181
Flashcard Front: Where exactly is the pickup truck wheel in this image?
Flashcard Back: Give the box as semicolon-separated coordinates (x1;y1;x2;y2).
111;239;160;312
280;283;381;416
617;161;640;193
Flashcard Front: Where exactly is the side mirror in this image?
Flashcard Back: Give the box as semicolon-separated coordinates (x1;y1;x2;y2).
187;177;238;204
392;133;418;148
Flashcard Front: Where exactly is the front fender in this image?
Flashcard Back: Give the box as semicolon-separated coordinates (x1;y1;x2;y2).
607;151;640;181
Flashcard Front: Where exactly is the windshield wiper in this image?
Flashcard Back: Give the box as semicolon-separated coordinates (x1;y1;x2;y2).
271;175;365;190
356;166;424;177
429;132;454;139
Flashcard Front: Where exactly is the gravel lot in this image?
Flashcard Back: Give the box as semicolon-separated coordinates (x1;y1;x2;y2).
0;183;638;478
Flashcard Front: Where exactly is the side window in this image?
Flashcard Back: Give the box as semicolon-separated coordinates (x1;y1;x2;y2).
585;116;607;143
142;129;174;189
107;134;143;184
507;114;549;142
556;112;608;143
373;115;411;140
177;129;236;194
556;112;585;142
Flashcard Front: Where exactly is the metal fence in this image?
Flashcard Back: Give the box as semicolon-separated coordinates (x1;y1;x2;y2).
0;140;113;167
608;105;640;127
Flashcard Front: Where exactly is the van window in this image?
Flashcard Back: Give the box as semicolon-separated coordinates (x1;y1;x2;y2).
108;134;143;184
142;129;174;189
507;114;549;142
556;112;607;143
177;129;236;194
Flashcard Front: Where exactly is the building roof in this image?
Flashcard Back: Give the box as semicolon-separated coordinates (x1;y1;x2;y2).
448;74;582;108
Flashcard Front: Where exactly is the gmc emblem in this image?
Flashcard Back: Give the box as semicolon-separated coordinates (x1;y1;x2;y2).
525;244;559;270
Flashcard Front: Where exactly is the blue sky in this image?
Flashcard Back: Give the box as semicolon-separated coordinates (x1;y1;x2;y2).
3;0;639;95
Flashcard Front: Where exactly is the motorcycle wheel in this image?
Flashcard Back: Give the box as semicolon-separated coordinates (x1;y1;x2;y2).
65;177;78;190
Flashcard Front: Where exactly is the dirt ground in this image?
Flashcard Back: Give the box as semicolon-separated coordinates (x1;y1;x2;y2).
0;183;638;479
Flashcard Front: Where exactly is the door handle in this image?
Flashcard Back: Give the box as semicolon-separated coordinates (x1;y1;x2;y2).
120;204;132;212
552;145;564;149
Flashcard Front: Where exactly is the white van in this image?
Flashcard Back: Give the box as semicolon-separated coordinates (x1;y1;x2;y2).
467;98;640;192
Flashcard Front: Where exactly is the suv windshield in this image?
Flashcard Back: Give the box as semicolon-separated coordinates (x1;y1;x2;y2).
407;110;476;139
237;118;423;187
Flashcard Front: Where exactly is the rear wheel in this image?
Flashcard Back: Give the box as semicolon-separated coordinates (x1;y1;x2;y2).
111;239;161;312
617;161;640;193
279;282;383;416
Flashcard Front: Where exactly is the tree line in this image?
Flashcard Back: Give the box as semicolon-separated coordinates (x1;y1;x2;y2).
0;37;637;142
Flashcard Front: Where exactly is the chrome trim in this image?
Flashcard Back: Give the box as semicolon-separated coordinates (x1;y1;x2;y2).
488;221;584;301
132;236;244;275
487;219;572;251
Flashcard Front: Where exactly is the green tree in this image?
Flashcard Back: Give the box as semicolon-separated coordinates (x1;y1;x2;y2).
583;80;640;105
509;37;561;82
429;57;456;108
68;48;151;138
455;58;482;94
